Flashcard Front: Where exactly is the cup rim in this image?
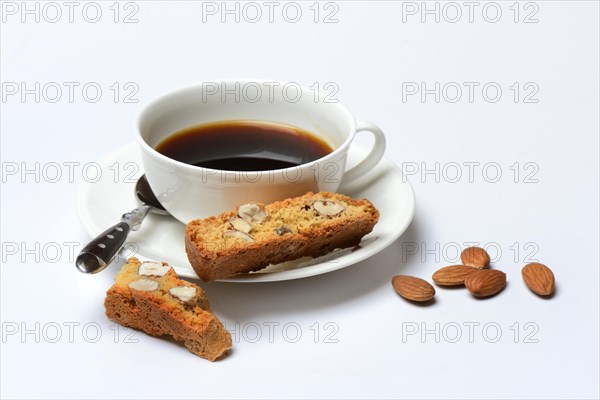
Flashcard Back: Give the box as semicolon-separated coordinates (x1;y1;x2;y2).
135;79;358;175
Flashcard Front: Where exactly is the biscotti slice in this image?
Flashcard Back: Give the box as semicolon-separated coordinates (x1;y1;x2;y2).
104;257;232;361
185;191;380;282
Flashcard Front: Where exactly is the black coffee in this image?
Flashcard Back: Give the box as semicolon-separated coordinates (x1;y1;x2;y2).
155;120;333;171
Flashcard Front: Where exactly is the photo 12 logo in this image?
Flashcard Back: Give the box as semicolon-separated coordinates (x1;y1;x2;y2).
1;160;141;184
197;160;341;186
401;241;541;264
401;82;540;104
1;240;138;264
400;2;540;24
201;1;340;23
1;82;140;104
401;161;540;184
199;81;339;104
1;321;139;344
226;321;340;344
1;1;140;23
401;321;540;343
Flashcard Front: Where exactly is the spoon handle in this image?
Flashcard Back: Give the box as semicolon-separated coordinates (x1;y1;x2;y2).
75;222;131;274
76;205;151;274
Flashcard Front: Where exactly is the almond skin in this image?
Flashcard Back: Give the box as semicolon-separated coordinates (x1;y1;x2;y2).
461;247;490;269
465;269;506;297
432;265;478;286
392;275;435;302
522;263;555;296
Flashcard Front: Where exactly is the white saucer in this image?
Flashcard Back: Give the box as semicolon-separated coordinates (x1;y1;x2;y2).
76;143;415;282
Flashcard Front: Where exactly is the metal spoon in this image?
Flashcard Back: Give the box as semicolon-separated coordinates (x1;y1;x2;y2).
75;174;168;274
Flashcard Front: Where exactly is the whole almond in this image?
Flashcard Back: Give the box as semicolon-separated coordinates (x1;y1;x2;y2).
432;265;478;286
522;262;555;296
392;275;435;302
461;247;490;269
464;269;506;297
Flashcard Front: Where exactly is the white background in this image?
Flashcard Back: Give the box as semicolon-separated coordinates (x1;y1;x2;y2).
1;1;599;399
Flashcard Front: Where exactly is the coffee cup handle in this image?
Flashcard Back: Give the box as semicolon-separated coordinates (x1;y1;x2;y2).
343;120;387;182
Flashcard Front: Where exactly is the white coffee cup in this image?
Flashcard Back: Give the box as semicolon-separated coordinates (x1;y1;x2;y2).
136;79;386;223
